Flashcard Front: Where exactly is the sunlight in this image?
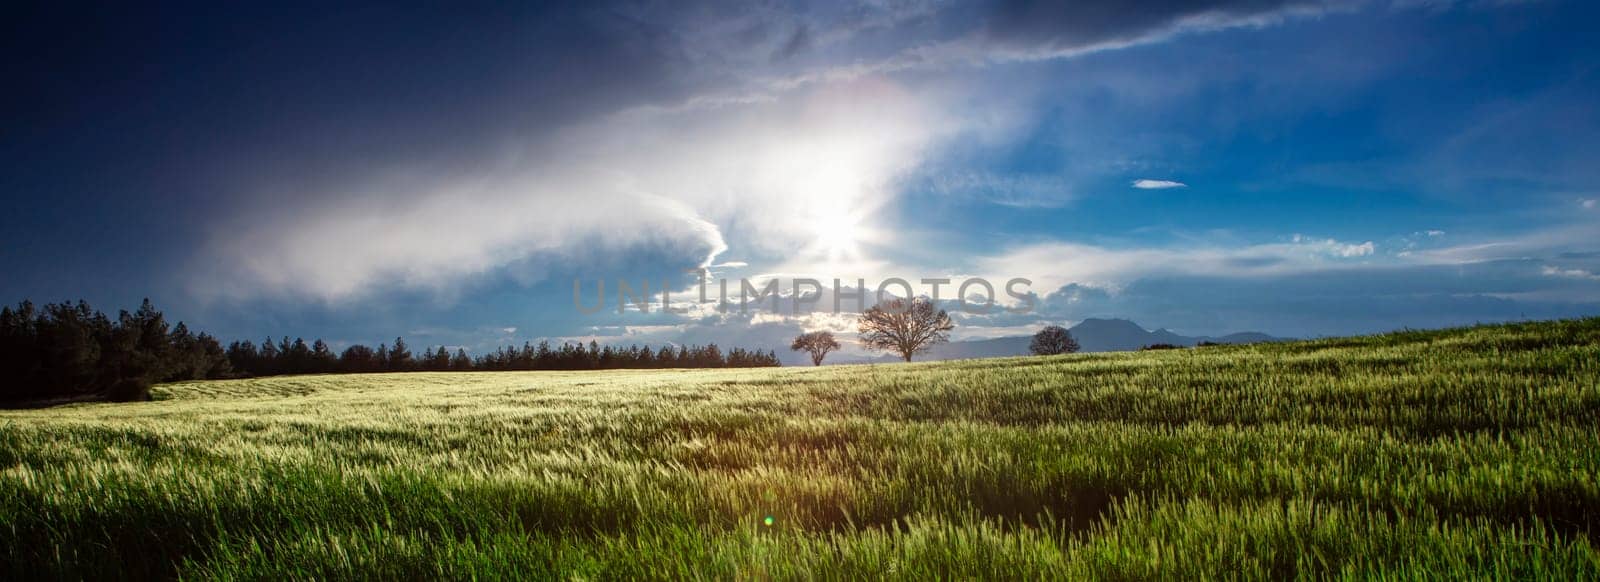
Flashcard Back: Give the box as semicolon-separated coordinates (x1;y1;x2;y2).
785;157;885;264
805;204;865;260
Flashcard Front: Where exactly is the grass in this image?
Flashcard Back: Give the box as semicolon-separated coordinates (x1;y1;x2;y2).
2;318;1598;579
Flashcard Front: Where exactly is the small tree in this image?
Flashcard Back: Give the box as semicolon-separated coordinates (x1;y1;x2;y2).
1029;325;1080;356
857;297;954;362
790;331;841;366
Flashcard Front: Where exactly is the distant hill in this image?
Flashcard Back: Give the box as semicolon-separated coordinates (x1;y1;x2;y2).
820;318;1288;364
1067;318;1285;352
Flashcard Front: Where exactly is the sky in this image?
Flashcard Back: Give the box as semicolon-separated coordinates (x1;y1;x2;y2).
4;0;1599;363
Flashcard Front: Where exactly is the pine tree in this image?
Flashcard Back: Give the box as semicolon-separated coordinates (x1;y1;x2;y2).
312;339;336;372
340;344;377;373
389;337;413;371
227;340;259;376
197;333;233;378
429;346;450;371
166;321;199;381
259;336;280;375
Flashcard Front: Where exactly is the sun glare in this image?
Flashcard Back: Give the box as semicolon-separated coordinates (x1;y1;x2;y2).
807;208;865;259
792;163;881;262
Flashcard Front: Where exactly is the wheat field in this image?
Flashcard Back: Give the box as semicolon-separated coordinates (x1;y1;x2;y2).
3;319;1598;579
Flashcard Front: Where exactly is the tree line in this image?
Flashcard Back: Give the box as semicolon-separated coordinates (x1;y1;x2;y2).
0;298;778;405
473;341;778;371
227;337;778;375
0;299;230;403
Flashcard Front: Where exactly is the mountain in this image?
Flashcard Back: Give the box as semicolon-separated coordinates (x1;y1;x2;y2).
825;318;1287;364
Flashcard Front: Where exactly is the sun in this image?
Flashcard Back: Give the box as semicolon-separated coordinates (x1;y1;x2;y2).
808;210;862;255
784;158;883;263
803;204;870;261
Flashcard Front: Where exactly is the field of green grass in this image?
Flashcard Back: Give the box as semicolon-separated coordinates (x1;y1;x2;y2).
3;319;1599;579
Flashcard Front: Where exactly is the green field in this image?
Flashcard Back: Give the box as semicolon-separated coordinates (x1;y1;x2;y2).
3;319;1599;579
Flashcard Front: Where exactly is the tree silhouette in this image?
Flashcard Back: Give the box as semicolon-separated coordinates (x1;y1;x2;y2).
857;297;954;362
196;333;231;378
427;346;451;371
790;331;841;366
311;339;336;370
1029;325;1081;356
340;344;378;373
388;337;413;371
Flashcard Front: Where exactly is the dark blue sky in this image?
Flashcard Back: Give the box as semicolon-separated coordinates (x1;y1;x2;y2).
4;1;1599;360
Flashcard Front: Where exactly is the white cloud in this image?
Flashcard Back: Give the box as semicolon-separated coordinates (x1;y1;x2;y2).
196;79;956;302
1290;234;1375;257
1132;179;1188;189
1582;199;1597;210
1401;220;1600;264
1338;241;1376;257
972;221;1600;312
928;172;1077;207
977;234;1382;293
667;1;1369;114
1542;265;1600;281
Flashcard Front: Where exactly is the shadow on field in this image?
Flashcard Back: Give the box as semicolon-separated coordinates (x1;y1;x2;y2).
977;483;1125;536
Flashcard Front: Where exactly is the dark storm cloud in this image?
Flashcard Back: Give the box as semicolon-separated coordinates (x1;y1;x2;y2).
2;2;764;215
0;1;796;312
7;6;643;236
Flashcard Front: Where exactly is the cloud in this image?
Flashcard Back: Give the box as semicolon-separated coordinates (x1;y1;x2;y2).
970;221;1600;337
924;172;1078;207
974;0;1357;61
1132;179;1188;189
168;0;1575;347
186;0;1436;304
1028;261;1600;338
1312;236;1376;257
1583;199;1597;210
1399;220;1600;264
1542;265;1600;281
977;234;1383;293
195;79;955;302
668;0;1368;110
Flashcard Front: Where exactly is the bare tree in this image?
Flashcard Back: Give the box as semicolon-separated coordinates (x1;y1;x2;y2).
857;297;954;362
1029;325;1080;356
790;331;841;366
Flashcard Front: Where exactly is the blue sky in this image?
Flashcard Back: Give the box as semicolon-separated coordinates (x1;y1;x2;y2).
3;1;1598;361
